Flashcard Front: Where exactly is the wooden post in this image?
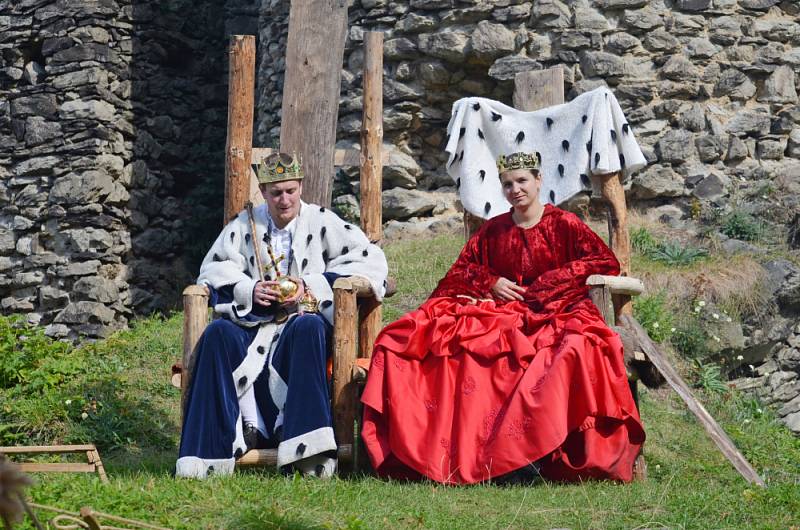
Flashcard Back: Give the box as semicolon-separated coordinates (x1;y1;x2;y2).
332;279;358;473
360;31;384;244
280;0;349;206
224;35;256;224
181;285;209;426
358;32;384;407
596;172;633;318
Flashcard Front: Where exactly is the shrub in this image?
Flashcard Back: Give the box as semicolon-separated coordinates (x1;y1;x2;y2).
671;318;711;360
633;292;674;343
0;314;179;450
0;315;75;391
720;212;763;242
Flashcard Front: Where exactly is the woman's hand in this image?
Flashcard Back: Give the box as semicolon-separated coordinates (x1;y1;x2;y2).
253;281;280;307
491;277;526;301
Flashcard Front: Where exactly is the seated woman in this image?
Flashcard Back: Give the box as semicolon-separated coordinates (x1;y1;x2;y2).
361;151;645;484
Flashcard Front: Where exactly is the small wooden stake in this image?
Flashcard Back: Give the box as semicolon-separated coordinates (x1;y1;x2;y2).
224;35;256;225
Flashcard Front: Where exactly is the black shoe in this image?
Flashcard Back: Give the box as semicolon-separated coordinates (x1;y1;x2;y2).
243;422;269;451
493;460;543;486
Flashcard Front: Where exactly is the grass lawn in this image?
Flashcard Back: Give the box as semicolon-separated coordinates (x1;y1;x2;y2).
4;234;800;529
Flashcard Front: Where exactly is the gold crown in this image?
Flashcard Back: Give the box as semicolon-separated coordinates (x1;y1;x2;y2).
496;151;541;174
256;152;304;184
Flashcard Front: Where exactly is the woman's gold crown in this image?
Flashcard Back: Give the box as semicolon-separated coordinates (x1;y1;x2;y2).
257;152;304;184
496;151;541;174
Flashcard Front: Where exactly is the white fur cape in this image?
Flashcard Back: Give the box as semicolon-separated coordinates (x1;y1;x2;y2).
445;87;647;219
178;201;387;476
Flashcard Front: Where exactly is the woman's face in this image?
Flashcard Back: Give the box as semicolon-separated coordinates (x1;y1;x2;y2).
499;169;541;209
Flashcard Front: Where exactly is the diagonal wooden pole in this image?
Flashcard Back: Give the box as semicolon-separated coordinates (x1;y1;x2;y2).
621;315;766;487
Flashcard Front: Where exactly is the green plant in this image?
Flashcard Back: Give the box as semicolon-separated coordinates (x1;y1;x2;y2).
694;361;729;394
633;292;673;343
720;212;763;242
630;227;658;255
0;315;75;390
649;240;709;266
671;318;711;359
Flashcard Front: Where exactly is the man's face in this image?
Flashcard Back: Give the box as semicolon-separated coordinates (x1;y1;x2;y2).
262;180;302;227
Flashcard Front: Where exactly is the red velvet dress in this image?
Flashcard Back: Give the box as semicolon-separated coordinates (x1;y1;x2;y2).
361;205;645;484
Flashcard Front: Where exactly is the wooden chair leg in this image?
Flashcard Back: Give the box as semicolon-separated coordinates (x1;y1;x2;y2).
633;452;648;481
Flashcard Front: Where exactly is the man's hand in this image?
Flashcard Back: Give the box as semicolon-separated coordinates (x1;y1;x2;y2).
253;281;281;307
491;277;525;301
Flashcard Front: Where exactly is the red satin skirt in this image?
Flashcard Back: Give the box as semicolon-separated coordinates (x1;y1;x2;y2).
361;297;645;484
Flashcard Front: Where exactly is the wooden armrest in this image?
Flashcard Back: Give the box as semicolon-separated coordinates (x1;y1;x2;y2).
333;276;396;298
586;275;645;296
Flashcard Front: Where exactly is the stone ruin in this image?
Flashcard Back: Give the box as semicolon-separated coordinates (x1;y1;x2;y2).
2;0;800;430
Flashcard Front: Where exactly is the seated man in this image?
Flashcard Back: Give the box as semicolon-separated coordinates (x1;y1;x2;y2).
176;152;388;479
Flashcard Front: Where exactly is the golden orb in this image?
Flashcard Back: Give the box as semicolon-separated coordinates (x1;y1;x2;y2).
277;277;299;301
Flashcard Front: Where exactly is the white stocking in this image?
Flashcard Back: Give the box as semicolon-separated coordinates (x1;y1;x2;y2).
239;386;267;436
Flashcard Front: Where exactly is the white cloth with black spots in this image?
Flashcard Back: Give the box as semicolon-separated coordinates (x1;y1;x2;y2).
198;201;388;326
445;87;647;219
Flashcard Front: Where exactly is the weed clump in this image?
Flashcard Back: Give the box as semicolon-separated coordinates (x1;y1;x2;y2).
630;227;708;267
720;211;764;242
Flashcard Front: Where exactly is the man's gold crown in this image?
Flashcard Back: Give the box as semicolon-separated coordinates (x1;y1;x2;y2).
496;151;541;174
256;152;304;184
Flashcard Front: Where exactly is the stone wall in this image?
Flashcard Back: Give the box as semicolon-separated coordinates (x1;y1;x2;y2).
256;0;800;232
0;0;256;339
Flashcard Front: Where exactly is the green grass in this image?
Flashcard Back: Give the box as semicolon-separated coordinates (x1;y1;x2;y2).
4;234;800;529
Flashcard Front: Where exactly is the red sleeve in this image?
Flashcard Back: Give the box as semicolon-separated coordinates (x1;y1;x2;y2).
524;214;619;313
429;224;499;299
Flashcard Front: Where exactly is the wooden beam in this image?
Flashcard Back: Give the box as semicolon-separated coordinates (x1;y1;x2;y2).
237;444;353;466
0;445;96;453
333;275;376;297
18;463;96;473
280;0;349;206
512;66;565;111
588;285;614;325
620;314;766;487
595;172;633;318
253;147;375;167
360;31;384;244
224;35;256;224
